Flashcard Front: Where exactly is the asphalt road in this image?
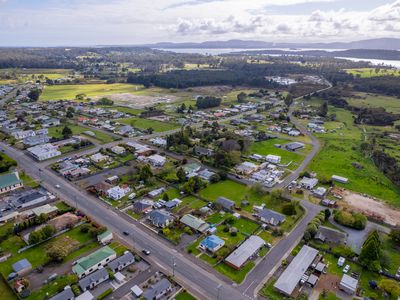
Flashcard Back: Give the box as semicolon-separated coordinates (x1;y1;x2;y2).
0;142;247;300
0;83;332;299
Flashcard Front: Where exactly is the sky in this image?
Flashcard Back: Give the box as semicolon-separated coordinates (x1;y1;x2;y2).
0;0;399;46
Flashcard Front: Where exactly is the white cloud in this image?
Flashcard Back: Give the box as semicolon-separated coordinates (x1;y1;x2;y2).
0;0;399;45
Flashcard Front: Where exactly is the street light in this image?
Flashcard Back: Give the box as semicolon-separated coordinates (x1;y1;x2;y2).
217;284;222;300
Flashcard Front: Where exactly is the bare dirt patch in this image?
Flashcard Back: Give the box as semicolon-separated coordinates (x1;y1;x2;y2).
92;93;178;108
341;191;400;226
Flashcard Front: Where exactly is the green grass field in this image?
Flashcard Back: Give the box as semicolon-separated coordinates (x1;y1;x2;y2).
48;124;116;144
306;103;400;205
249;138;305;165
345;68;400;78
41;83;144;100
346;92;400;113
117;117;179;132
0;278;17;300
175;291;197;300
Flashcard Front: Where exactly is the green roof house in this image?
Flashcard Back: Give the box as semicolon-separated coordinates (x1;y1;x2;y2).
72;246;116;278
180;214;210;233
0;172;23;194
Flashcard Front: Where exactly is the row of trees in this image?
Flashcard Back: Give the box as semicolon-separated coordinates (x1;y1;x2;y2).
195;96;221;109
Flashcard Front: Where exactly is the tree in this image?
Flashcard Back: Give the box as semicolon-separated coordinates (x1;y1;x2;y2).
282;202;297;215
47;245;68;262
319;102;328;117
284;94;293;107
324;209;331;221
237;92;247;103
359;230;381;270
66;107;74;118
28;231;42;245
62;126;73;138
176;167;186;183
96;97;114;105
28;88;41;101
389;229;400;246
162;193;169;201
147;127;154;134
378;279;400;297
138;164;153;183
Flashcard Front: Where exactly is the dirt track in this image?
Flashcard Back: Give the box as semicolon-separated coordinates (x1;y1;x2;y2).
342;191;400;226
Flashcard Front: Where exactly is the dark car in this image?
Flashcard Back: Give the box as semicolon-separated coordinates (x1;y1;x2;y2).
122;231;130;236
142;249;151;255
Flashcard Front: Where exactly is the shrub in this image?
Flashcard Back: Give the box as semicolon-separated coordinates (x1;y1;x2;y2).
97;288;113;300
334;210;367;230
282;203;296;216
80;224;91;233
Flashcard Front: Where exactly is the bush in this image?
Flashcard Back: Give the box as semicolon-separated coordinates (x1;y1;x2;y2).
282;203;297;216
378;279;400;297
80;224;91;233
332;245;356;259
97;288;113;300
334;210;367;230
71;284;81;296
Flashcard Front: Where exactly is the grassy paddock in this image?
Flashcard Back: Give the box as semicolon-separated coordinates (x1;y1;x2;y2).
48;124;116;144
41;83;144;100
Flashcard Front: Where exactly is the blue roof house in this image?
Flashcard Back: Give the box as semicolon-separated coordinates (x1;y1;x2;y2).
199;235;225;253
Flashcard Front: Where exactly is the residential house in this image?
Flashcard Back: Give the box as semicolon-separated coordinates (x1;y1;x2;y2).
117;125;134;136
11;190;48;209
182;163;201;175
180;214;210;233
147;154;166;167
72;246;116;278
313;187;327;198
300;177;318;190
23;134;50;147
266;155;281;164
148;210;174;228
12;259;32;276
143;278;172;300
31;204;58;218
106;185;131;200
90;153;109;163
225;236;265;270
78;268;109;291
199;235;225;253
150;137;167;147
111;146;126;155
97;230;113;245
257;209;286;226
108;251;135;273
197;169;216;182
235;162;258;175
132;199;154;214
147;187;165;198
0;172;23;194
216;197;235;212
194;146;214;157
49;285;74;300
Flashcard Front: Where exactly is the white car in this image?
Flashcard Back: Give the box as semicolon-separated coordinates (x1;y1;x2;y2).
343;265;350;273
55;184;61;189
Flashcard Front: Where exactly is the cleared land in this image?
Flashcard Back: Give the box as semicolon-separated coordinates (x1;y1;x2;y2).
305;99;400;205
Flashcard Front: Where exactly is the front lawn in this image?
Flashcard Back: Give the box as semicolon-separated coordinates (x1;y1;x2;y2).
214;261;255;284
175;290;197;300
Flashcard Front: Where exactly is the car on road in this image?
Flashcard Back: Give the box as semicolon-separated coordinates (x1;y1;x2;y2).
343;265;350;273
55;184;60;189
142;249;150;255
122;231;130;236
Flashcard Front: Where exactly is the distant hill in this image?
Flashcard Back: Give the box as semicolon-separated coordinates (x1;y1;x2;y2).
143;38;400;50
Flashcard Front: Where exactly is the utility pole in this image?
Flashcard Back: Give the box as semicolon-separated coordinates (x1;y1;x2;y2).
172;257;176;277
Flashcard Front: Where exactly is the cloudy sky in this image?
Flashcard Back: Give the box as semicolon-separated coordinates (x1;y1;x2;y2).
0;0;399;46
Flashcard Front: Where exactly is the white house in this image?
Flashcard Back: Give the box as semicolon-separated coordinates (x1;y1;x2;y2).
266;154;281;164
27;143;61;161
235;161;258;175
106;186;131;200
147;154;166;167
90;153;109;163
111;146;126;155
300;177;318;189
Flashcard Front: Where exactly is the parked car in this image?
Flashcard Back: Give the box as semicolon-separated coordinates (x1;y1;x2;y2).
122;231;130;236
343;265;350;273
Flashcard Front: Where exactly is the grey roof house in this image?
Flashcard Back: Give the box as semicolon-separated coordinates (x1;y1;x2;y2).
257;209;286;226
216;197;235;212
148;210;175;228
49;285;74;300
143;278;172;300
78;268;109;291
225;236;265;270
12;258;32;276
108;251;135;273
